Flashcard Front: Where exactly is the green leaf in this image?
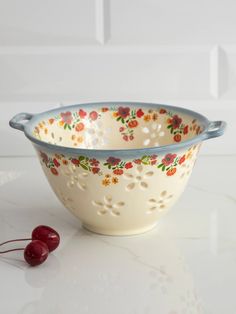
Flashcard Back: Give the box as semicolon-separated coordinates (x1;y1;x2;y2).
104;162;109;166
121;118;125;124
167;125;172;129
80;163;89;171
68;125;72;130
79;156;85;161
64;124;67;129
116;116;121;121
108;165;111;169
158;163;163;168
162;165;166;171
170;128;173;134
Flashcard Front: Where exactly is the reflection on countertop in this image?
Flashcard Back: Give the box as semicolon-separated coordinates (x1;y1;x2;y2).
0;156;235;314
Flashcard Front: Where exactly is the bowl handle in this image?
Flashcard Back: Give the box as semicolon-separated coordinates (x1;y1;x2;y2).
9;112;34;131
204;120;227;139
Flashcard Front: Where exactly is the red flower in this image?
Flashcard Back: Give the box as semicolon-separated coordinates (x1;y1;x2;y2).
162;153;177;166
129;135;134;141
159;108;167;114
174;134;182;142
40;152;48;163
133;159;142;164
106;157;121;166
119;127;125;132
113;169;123;175
89;158;99;166
151;160;157;165
137;109;144;118
128;120;138;128
179;155;186;165
89;111;98;121
51;168;58;176
118;107;130;119
92;167;100;174
150;154;158;160
61;112;72;124
49;118;54;124
125;162;133;169
123;135;128;141
53;158;60;168
101;107;109;112
183;125;188;135
171;115;182;129
71;158;80;165
79;109;87;119
166;168;177;176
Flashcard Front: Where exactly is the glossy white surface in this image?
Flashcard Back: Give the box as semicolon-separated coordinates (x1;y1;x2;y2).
0;155;235;314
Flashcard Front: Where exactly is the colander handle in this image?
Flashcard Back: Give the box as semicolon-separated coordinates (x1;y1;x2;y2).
9;112;34;131
204;120;227;139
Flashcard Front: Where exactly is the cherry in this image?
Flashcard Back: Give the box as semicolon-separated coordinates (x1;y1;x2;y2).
32;225;60;252
24;240;49;266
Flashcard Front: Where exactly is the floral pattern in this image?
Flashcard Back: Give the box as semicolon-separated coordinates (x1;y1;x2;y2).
38;149;192;187
33;106;203;147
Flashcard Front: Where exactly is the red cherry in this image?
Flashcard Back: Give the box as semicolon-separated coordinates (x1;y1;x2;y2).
32;225;60;252
24;240;49;266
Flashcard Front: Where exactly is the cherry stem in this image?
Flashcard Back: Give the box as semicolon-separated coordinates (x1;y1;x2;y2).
0;248;25;254
0;238;31;247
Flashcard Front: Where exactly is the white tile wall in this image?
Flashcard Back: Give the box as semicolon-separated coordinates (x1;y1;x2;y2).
0;0;235;155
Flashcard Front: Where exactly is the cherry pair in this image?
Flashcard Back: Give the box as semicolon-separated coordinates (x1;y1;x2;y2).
0;225;60;266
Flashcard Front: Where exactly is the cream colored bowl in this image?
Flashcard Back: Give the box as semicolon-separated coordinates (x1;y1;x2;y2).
9;102;226;235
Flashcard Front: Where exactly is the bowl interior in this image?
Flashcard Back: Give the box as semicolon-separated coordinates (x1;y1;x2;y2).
32;104;205;150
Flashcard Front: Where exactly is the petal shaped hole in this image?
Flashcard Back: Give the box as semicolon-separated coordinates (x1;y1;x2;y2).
104;195;112;203
142;127;150;134
136;176;142;181
67;181;75;188
77;182;87;191
123;173;133;179
168;194;173;199
79;172;89;178
140;182;148;189
59;137;62;142
145;171;154;177
137;165;143;173
98;209;107;215
158;200;164;204
161;190;167;197
114;202;125;208
159;204;165;209
111;210;120;216
126;182;135;191
104;204;112;210
149;206;157;211
92;201;103;207
51;132;55;139
143;139;150;146
148;198;157;204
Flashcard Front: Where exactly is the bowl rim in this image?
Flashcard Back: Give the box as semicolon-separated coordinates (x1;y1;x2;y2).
23;101;210;158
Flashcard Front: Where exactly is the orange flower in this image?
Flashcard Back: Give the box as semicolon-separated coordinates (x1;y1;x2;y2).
112;177;119;184
113;112;119;118
102;107;109;112
167;118;172;124
62;159;68;165
143;114;151;122
173;134;181;142
51;168;58;176
75;122;84;132
166;168;177;176
59;120;64;126
102;178;110;186
128;120;138;128
105;174;111;178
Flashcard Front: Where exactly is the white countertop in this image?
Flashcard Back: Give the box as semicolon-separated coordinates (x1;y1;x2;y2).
0;155;235;314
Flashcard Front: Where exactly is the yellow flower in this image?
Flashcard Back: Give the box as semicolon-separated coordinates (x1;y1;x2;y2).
112;177;119;184
113;112;119;118
59;120;64;126
143;114;151;122
77;136;83;143
102;178;110;186
105;174;111;178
